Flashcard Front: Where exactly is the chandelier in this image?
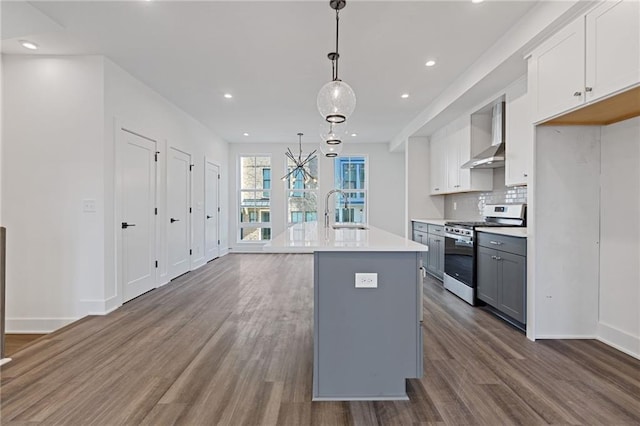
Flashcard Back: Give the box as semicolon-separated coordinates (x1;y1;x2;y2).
317;0;356;124
281;133;317;183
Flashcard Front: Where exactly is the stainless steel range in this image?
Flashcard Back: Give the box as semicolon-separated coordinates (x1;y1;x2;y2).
443;203;526;305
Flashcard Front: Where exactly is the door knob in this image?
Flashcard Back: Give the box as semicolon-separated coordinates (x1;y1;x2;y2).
573;91;582;97
170;218;180;223
121;222;136;229
206;215;213;219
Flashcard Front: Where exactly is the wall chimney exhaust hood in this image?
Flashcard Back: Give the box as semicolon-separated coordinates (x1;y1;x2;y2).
461;102;505;169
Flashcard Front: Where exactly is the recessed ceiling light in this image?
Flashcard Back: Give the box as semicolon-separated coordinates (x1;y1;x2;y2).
401;93;410;99
351;133;357;137
472;0;484;3
243;132;249;136
20;40;38;50
223;93;233;99
425;60;436;67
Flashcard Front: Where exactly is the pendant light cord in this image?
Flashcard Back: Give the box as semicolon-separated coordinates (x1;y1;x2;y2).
334;9;340;81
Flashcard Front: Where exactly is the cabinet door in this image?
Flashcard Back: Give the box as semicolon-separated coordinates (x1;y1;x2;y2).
476;246;498;307
497;251;526;324
586;0;640;102
446;128;461;192
505;76;532;187
430;136;447;195
434;235;445;279
455;124;472;191
531;17;585;122
426;234;439;277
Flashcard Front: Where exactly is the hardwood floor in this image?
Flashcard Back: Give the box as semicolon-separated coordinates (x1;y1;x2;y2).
4;334;46;357
1;253;639;425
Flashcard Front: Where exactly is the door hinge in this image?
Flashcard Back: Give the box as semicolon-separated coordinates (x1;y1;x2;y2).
189;249;192;255
218;174;220;179
155;260;158;268
217;239;220;245
189;207;192;213
154;151;160;162
189;164;194;171
217;207;220;212
154;207;158;215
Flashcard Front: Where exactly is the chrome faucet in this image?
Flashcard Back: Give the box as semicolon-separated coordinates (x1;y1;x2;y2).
324;189;348;228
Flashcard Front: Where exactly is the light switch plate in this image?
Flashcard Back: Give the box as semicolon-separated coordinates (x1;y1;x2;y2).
355;273;378;288
83;199;97;213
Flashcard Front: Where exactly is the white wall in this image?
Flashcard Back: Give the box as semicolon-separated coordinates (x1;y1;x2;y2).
104;59;229;310
406;136;444;230
1;55;229;332
2;55;105;331
534;126;601;338
598;116;640;358
228;142;405;252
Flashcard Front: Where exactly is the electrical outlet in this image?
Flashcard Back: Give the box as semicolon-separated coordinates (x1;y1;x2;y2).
355;273;378;288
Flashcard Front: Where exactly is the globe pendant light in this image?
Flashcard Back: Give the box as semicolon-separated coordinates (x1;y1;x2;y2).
317;0;356;124
320;140;344;158
320;123;345;157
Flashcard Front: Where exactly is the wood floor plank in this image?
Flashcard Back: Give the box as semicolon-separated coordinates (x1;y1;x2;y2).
1;253;639;425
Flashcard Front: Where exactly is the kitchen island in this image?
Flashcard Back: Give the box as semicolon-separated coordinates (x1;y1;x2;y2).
265;222;427;401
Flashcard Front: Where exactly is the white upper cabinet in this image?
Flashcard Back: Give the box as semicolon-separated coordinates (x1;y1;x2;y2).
429;133;447;195
530;17;585;122
530;0;640;123
585;0;640;102
429;116;492;195
505;76;532;187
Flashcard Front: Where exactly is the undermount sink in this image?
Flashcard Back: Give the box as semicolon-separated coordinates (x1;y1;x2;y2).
332;223;369;230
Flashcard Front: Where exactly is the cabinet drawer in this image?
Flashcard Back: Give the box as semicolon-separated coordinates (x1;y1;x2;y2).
477;232;526;256
412;221;429;232
412;230;428;245
428;224;444;235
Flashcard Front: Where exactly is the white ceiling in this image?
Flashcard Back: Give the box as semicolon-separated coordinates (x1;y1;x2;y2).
1;0;539;144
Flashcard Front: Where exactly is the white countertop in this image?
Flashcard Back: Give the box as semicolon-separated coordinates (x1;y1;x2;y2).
411;218;447;226
264;222;428;253
476;227;528;238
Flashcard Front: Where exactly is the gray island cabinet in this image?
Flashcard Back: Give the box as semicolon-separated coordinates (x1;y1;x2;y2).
265;222;426;401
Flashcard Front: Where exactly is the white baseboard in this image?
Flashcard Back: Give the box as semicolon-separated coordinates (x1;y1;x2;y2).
6;317;78;333
534;334;597;339
219;247;230;256
79;296;121;316
104;296;120;314
597;322;640;360
0;358;12;366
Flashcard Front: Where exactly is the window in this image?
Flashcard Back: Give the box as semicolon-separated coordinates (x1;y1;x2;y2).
334;156;367;224
286;156;319;226
239;155;271;241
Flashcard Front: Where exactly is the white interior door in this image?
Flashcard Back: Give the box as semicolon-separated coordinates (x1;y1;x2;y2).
205;161;220;261
168;147;191;279
121;129;157;302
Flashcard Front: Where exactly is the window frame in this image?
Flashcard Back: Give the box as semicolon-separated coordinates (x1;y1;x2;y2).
237;154;272;243
333;155;369;225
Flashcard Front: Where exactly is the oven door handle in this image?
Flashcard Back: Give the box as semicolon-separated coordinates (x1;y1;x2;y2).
445;233;473;244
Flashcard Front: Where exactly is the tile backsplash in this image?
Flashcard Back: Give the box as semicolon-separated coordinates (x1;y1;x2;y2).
444;168;527;220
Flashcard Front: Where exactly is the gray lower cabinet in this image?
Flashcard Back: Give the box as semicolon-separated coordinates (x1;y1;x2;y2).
411;222;444;281
477;233;526;324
